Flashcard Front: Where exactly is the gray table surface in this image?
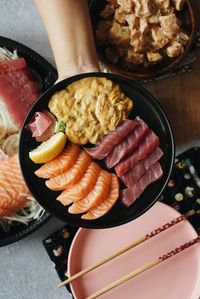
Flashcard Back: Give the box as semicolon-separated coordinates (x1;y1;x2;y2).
0;1;199;299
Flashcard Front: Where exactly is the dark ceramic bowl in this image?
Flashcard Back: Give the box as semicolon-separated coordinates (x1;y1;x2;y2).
89;0;196;80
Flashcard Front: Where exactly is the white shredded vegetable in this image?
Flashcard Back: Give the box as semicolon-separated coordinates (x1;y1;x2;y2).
0;47;18;62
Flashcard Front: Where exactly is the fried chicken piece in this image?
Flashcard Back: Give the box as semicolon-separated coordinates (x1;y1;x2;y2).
117;0;134;12
130;29;148;52
114;8;127;25
155;0;170;10
159;14;180;39
151;25;169;50
149;8;161;24
171;0;185;10
166;41;184;57
133;0;154;17
125;48;145;65
109;21;131;46
176;31;189;45
147;52;163;62
139;17;148;34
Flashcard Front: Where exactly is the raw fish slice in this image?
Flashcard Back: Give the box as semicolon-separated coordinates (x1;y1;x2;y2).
106;118;149;168
1;155;29;195
82;174;119;220
46;151;91;191
68;170;111;214
57;162;101;206
0;68;41;127
121;162;163;207
0;166;18;200
84;119;138;159
0;155;29;216
0;58;27;74
35;144;80;178
121;147;163;187
115;130;159;176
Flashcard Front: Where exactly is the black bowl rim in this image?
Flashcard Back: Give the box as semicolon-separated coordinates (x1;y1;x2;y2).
19;72;175;229
0;36;56;247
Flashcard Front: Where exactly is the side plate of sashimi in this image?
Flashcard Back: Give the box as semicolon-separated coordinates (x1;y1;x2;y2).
19;72;175;229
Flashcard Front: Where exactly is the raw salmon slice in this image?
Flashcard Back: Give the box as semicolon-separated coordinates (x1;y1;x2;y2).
82;174;119;220
0;155;29;216
35;144;80;178
46;150;92;191
57;162;101;206
68;170;111;214
0;58;27;74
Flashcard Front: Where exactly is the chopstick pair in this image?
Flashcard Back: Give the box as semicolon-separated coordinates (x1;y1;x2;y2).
58;209;198;289
86;236;200;299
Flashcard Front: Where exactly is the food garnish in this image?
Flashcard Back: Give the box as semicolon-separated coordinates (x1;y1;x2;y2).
95;0;189;69
26;111;56;142
29;132;67;164
48;77;133;145
55;120;66;134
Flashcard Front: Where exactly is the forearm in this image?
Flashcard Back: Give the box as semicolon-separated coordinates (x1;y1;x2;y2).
34;0;99;79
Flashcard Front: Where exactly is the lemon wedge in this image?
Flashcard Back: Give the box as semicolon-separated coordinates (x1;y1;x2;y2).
29;132;67;164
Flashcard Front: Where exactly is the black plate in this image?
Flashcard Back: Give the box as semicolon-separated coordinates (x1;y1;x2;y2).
0;36;57;247
19;72;175;229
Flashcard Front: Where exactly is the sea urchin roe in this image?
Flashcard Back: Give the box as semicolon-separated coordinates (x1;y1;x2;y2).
48;77;133;145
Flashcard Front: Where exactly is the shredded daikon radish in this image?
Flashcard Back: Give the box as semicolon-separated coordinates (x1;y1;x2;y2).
0;47;18;62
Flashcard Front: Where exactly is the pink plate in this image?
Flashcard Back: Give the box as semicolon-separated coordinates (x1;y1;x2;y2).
68;202;200;299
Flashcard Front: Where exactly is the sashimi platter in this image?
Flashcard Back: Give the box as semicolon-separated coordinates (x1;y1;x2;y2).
0;36;57;245
20;72;175;228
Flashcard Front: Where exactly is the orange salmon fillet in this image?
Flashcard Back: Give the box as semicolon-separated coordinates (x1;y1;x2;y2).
46;150;92;191
0;155;29;216
68;170;111;214
57;162;101;206
35;143;80;178
82;174;119;220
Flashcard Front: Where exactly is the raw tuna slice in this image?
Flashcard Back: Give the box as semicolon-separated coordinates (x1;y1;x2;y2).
84;119;138;160
0;58;27;74
106;118;149;168
121;162;163;207
0;68;41;127
115;129;159;176
121;147;163;187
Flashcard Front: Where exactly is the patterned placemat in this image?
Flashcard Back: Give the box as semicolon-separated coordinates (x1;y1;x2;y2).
43;147;200;296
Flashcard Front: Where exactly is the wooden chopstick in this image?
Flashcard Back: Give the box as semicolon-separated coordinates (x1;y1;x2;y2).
86;236;200;299
58;209;197;288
